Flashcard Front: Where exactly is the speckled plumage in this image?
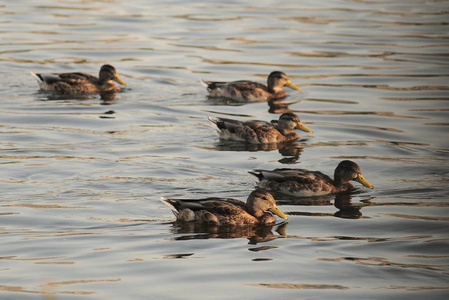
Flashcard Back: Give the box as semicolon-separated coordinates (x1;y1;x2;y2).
160;189;288;226
250;160;373;197
208;112;313;144
201;71;301;102
31;64;126;94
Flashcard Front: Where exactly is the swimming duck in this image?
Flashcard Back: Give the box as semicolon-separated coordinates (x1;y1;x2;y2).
208;112;312;144
31;64;126;94
160;189;288;226
249;160;373;197
201;71;300;102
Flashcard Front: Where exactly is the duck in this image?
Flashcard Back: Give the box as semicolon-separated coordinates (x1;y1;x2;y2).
249;160;373;197
208;112;313;144
201;71;301;102
31;64;126;94
160;189;288;226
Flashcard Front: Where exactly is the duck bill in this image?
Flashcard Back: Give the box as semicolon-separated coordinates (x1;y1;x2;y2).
355;173;373;189
286;80;300;91
296;122;313;133
114;74;127;86
269;205;288;220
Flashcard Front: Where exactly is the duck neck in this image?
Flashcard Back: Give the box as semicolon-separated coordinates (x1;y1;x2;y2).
333;175;343;187
258;212;275;225
280;131;298;142
98;78;111;85
247;206;263;218
268;85;284;94
333;177;353;191
271;91;288;100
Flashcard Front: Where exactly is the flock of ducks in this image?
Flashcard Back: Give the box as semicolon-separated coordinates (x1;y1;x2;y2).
31;64;374;226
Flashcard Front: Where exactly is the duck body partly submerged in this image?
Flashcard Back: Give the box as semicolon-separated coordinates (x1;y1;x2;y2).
31;64;126;94
250;160;373;197
201;71;300;102
160;189;288;226
208;112;312;144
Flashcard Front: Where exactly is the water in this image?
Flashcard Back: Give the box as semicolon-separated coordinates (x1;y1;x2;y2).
1;0;448;299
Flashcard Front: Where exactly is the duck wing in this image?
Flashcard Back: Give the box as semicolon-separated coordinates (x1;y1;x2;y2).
209;117;244;129
57;72;98;84
251;168;333;184
162;197;244;212
198;199;248;216
250;169;336;197
243;120;275;129
33;72;98;87
163;197;249;218
208;117;258;143
226;80;268;91
203;79;270;102
203;80;267;91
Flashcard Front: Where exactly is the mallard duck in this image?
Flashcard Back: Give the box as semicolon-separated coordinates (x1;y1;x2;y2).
160;189;288;226
249;160;373;197
208;112;312;144
201;71;300;102
31;64;126;94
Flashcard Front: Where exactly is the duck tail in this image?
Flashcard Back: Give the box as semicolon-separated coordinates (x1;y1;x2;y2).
207;116;219;125
200;79;210;88
248;170;264;181
30;71;43;83
208;117;230;131
160;197;179;218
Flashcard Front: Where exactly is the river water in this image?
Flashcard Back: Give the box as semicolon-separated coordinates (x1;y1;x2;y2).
1;0;448;299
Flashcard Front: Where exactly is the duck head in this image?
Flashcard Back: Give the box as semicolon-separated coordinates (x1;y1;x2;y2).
267;71;300;93
278;112;313;133
247;189;288;220
334;160;373;189
99;64;126;86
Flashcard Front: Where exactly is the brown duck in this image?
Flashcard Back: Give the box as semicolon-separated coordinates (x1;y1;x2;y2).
201;71;300;102
250;160;374;197
160;189;288;226
208;112;313;144
31;64;126;94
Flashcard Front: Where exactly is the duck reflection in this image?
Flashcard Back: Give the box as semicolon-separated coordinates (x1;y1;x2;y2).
35;91;118;104
100;92;118;104
214;140;303;162
273;192;372;219
170;221;287;244
334;193;373;219
267;99;301;114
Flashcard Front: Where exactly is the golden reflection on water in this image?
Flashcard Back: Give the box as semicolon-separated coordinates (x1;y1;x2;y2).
293;109;424;119
383;213;449;222
319;256;447;272
0;284;95;296
386;285;449;292
247;283;349;290
248;282;449;292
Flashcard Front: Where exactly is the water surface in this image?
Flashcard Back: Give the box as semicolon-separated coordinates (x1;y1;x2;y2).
1;0;448;299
